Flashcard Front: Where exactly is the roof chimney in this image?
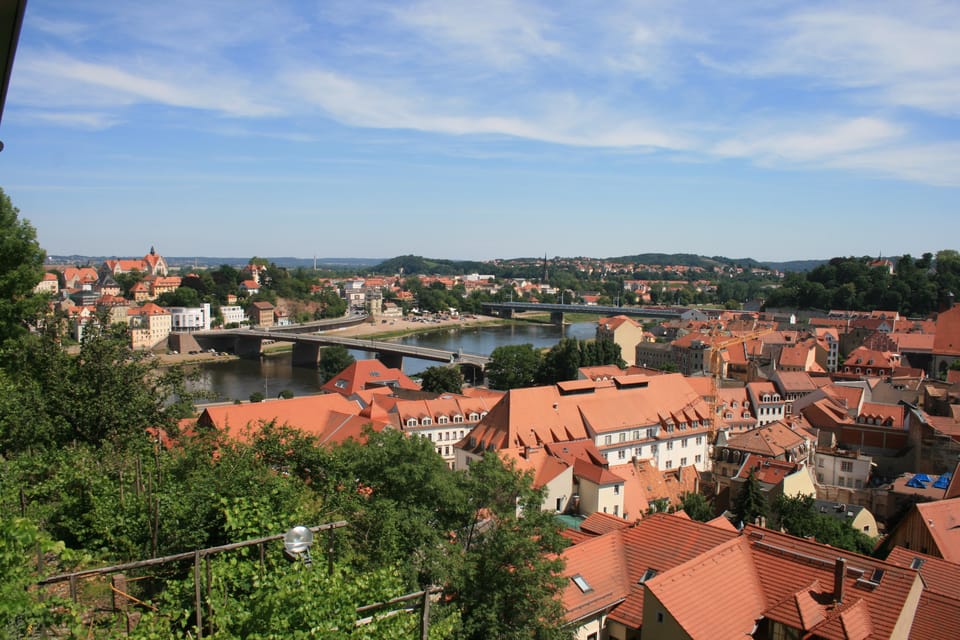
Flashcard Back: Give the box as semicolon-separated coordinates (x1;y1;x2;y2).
833;557;846;604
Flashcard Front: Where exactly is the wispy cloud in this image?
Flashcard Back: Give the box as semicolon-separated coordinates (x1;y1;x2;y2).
17;55;279;117
712;117;905;163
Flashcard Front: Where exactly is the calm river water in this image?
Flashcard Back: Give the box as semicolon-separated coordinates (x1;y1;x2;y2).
190;321;597;402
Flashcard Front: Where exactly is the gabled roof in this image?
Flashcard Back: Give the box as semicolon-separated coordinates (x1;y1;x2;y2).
461;374;711;454
597;315;641;331
321;359;420;396
563;514;738;628
912;498;960;563
735;454;803;485
645;536;766;639
886;547;960;599
196;393;388;445
580;511;632;536
933;305;960;357
724;421;807;458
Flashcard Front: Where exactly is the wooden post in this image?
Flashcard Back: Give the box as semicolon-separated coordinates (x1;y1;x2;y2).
69;575;78;602
259;542;265;577
112;574;129;634
194;550;203;638
420;588;431;640
205;555;213;635
327;527;335;574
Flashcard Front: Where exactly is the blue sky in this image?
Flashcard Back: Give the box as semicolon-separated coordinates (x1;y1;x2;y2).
1;1;958;263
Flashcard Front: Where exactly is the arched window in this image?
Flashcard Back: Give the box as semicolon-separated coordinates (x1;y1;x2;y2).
406;418;417;427
438;415;449;425
422;417;432;426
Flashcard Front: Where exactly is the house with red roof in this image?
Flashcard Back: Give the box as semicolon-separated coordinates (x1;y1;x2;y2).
195;393;389;446
885;547;960;638
456;374;712;475
321;359;420;397
885;496;960;563
561;513;929;640
128;302;171;350
99;247;168;280
596;315;647;366
837;346;899;381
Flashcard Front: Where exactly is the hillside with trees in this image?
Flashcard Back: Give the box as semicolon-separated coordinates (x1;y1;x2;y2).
762;253;960;316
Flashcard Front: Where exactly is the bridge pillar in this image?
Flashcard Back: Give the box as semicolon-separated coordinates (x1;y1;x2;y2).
378;352;404;370
234;336;263;358
292;342;322;368
500;307;514;319
550;311;565;325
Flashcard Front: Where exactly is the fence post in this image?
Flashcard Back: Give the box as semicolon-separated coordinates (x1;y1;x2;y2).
194;550;203;638
420;589;431;640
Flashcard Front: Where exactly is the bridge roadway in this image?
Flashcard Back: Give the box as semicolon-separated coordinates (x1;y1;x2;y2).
195;327;491;371
480;302;690;323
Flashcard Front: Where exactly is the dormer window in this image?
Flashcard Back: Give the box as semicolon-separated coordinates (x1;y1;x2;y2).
469;412;479;421
421;417;432;426
453;415;464;424
438;415;449;425
480;411;488;418
406;418;418;427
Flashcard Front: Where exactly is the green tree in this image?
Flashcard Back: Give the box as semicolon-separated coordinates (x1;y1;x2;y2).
773;495;874;555
731;471;766;527
155;286;202;308
1;316;200;452
537;337;582;384
419;366;464;394
0;515;78;635
456;453;569;640
0;188;46;348
486;344;542;390
680;492;714;522
319;344;356;383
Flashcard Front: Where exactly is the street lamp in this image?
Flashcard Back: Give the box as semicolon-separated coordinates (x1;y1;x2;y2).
283;525;314;566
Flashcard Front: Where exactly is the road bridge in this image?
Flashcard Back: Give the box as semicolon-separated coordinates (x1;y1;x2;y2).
193;327;490;376
480;302;691;325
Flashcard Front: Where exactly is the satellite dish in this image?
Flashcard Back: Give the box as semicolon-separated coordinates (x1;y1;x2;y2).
283;525;314;556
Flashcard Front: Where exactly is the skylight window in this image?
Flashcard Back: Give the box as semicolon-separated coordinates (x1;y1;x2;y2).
572;574;592;593
639;568;658;584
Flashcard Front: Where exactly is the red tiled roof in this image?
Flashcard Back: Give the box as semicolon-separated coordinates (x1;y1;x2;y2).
645;536;766;639
580;511;632;536
886;547;960;599
195;394;388;445
933;305;960;357
913;498;960;563
725;421;807;458
563;514;738;628
321;359;420;396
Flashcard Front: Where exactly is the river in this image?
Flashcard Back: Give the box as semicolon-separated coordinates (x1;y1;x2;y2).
190;321;597;402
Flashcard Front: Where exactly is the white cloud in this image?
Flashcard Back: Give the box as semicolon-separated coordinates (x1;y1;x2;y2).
284;69;688;149
15;55;279;118
389;0;562;68
723;6;960;115
825;142;960;187
712;117;905;162
12;110;123;130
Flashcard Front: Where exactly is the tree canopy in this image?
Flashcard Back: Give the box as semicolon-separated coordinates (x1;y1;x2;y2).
0;188;46;348
419;365;465;394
